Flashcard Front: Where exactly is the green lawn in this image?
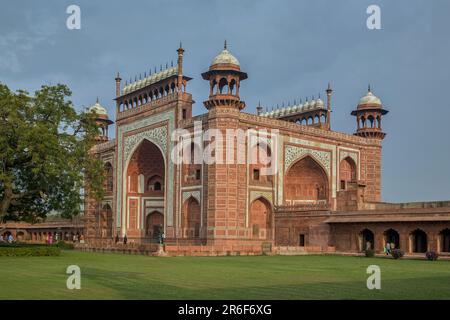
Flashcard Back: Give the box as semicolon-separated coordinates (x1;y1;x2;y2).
0;251;449;299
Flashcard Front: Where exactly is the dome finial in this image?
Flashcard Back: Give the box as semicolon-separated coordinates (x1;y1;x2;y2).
224;40;227;50
368;84;371;92
96;96;99;103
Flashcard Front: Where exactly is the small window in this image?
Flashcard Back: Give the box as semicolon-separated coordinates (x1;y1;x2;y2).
154;181;162;191
182;109;187;120
299;234;305;247
340;180;346;190
253;169;260;180
195;169;201;180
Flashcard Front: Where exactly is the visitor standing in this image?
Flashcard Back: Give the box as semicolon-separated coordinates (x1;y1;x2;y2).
0;234;4;242
386;242;391;255
7;234;14;243
123;234;128;245
115;234;119;244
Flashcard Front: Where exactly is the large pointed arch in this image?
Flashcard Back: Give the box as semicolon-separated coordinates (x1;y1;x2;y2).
125;139;166;237
284;155;329;205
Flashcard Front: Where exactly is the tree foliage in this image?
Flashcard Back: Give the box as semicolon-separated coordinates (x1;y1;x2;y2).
0;83;104;222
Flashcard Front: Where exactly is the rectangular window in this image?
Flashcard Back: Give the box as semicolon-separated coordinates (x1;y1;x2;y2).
340;180;346;190
299;234;305;247
196;169;201;180
182;109;187;120
253;169;260;180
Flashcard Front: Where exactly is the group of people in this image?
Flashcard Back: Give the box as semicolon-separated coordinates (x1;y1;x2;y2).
46;233;84;244
384;242;396;255
113;233;166;245
69;233;85;244
0;234;14;243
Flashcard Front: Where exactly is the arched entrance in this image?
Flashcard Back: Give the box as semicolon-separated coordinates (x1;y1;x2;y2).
16;231;25;242
384;228;400;249
284;156;329;205
146;211;164;239
100;204;113;238
411;229;427;253
360;229;374;251
339;157;357;190
440;228;450;253
182;197;201;238
249;197;272;239
126;139;165;237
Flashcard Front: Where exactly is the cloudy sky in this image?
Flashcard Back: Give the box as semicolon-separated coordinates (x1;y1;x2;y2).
1;0;449;202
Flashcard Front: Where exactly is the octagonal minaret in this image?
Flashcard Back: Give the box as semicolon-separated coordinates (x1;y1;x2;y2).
201;41;248;111
351;86;389;139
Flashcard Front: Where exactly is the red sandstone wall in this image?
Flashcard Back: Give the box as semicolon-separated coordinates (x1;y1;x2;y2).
359;145;382;202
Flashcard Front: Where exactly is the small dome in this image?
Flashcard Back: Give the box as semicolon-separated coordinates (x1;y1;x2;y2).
315;98;324;108
211;42;240;67
89;100;108;116
359;90;382;106
211;49;240;66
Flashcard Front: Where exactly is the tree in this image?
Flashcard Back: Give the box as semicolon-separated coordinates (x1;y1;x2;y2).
0;83;105;222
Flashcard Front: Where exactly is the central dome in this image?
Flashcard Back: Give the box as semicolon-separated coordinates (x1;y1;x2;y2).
210;41;240;69
211;48;240;66
358;89;382;106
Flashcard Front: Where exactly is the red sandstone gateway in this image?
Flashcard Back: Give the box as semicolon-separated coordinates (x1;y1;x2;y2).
5;43;449;257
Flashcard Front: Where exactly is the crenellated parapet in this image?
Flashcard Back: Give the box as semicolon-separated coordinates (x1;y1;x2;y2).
114;44;192;115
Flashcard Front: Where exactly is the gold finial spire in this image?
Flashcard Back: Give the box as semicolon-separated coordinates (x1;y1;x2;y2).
224;40;227;50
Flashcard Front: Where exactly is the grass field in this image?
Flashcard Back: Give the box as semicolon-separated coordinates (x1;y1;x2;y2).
0;251;449;299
